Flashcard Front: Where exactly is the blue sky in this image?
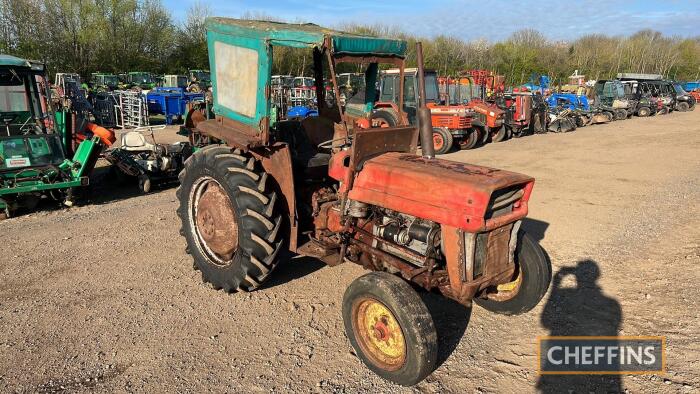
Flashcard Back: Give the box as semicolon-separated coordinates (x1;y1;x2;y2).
166;0;700;41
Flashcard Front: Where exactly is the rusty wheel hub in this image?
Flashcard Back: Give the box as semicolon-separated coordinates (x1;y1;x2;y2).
190;177;238;265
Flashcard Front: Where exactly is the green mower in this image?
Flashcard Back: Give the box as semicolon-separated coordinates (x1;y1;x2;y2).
0;54;103;219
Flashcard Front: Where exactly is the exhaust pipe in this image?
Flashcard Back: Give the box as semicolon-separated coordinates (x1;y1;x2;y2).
416;42;435;159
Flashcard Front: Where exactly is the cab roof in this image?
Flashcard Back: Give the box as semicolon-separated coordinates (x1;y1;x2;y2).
0;54;30;67
0;54;45;71
205;18;407;58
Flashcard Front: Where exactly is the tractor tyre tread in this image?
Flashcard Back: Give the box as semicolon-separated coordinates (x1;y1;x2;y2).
343;272;437;386
432;128;453;155
176;145;284;293
370;109;399;128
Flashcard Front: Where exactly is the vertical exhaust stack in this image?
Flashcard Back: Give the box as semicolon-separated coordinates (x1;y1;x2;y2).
416;42;435;159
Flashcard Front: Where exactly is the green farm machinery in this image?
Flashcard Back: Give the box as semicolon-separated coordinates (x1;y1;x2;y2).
123;71;157;90
0;54;105;219
89;72;120;92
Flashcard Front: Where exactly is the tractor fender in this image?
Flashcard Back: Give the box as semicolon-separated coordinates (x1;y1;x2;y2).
373;101;400;113
372;102;408;124
254;143;299;252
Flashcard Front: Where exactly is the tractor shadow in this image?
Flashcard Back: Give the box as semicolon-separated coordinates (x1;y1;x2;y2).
84;165;180;205
522;217;549;243
257;253;326;290
419;291;472;368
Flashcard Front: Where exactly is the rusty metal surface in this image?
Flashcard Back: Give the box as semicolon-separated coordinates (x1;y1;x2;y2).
350;127;419;170
196;117;265;149
256;143;298;251
415;42;435;159
196;181;238;260
481;224;515;279
348;152;533;232
439;224;522;306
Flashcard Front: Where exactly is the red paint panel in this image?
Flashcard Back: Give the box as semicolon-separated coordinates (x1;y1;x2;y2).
348;152;534;232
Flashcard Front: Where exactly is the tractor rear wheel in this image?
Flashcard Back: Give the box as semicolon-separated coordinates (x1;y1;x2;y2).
637;106;651;117
475;231;551;315
458;129;479;149
490;125;507;142
677;102;690;112
177;146;284;292
370;109;399;128
432;128;453;155
343;272;437;386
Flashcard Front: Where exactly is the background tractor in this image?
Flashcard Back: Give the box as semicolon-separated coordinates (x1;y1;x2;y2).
460;70;508;143
371;68;479;153
187;69;211;92
123;71;157;90
89;72;120;92
178;18;550;386
0;55;108;219
498;88;548;137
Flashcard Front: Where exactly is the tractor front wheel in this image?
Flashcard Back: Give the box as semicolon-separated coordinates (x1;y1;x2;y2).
637;107;651;117
432;128;453;155
475;231;551;315
343;272;437;386
677;102;690;112
177;146;284;292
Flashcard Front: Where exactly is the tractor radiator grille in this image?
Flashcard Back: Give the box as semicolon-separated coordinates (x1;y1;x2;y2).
432;114;471;129
485;185;525;220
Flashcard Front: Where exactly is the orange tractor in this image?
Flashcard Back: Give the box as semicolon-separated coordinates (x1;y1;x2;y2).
180;18;551;386
462;70;510;143
366;68;480;154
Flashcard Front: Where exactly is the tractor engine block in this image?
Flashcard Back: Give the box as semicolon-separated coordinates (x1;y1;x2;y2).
372;210;441;262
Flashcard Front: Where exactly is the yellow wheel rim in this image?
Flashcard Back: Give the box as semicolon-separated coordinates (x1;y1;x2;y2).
497;270;522;292
353;298;406;371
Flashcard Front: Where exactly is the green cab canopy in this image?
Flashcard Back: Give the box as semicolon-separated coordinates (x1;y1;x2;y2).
0;54;31;68
205;18;407;58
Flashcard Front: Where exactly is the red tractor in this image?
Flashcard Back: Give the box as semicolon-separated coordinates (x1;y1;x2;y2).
498;88;548;137
366;68;480;154
460;70;509;143
181;18;551;386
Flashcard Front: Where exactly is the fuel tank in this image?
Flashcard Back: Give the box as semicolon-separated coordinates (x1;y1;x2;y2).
347;152;534;232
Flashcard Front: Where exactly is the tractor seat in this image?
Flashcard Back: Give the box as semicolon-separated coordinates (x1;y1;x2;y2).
277;117;334;165
120;131;155;151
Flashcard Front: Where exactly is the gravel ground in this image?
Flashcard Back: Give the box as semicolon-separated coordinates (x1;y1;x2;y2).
1;110;699;393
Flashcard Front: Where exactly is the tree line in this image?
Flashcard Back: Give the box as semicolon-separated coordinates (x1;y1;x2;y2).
1;0;699;84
